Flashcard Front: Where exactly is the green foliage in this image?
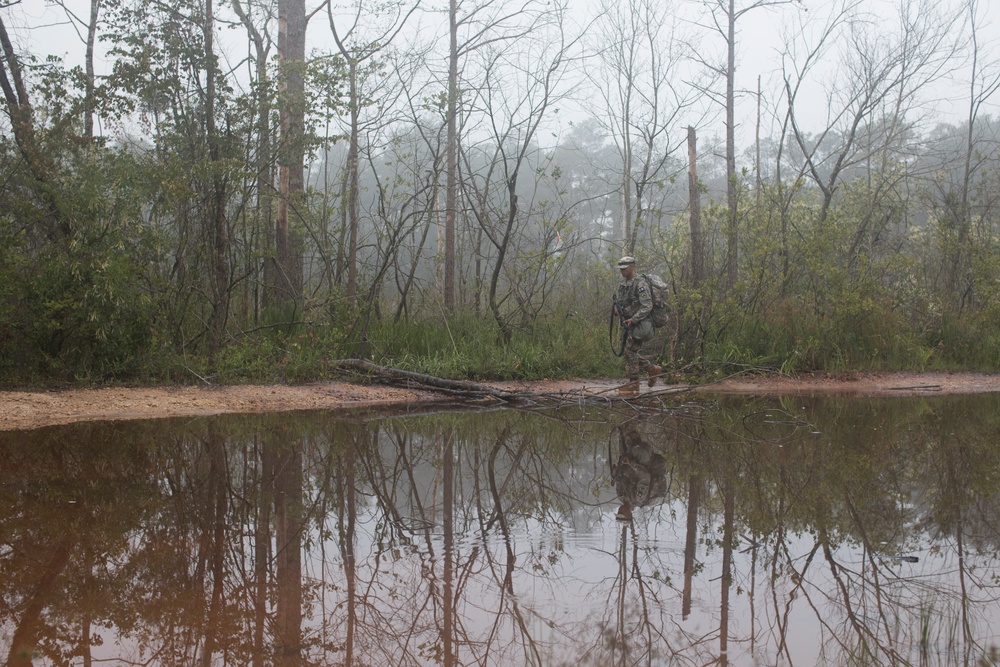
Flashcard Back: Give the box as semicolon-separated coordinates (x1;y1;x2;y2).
8;7;1000;387
132;309;618;386
0;141;159;383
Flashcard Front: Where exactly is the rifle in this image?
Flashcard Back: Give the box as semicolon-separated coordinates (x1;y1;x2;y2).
610;294;628;357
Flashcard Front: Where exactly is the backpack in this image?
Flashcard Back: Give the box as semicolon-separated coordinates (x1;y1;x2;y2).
643;273;670;328
613;450;667;507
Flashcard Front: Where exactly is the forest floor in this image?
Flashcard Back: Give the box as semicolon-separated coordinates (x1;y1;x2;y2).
3;370;1000;431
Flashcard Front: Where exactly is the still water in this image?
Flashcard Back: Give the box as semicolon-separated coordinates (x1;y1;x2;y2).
2;392;1000;666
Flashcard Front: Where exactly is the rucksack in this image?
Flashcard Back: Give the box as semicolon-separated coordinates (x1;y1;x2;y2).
613;451;667;507
643;273;670;328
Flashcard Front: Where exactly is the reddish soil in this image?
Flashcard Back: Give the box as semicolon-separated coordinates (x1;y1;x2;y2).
3;371;1000;431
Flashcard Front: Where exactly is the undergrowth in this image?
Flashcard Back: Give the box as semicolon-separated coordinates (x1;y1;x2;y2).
6;299;1000;388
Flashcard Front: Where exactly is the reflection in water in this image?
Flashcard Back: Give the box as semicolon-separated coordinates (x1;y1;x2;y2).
611;422;666;523
2;395;1000;665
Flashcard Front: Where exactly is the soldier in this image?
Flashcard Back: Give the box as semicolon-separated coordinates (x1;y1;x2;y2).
614;256;661;392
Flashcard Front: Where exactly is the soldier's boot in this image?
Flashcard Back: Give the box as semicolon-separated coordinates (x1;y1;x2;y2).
646;364;662;387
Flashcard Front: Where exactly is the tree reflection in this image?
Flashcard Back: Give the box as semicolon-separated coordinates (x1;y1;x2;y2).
5;516;75;667
2;396;1000;665
441;426;455;667
681;472;700;622
273;427;303;666
0;424;151;666
253;429;273;667
725;396;1000;665
201;423;228;666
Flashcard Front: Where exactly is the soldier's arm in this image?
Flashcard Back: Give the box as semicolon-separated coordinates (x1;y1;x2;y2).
632;281;654;321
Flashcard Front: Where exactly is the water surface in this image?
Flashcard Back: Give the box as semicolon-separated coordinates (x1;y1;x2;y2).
2;393;1000;665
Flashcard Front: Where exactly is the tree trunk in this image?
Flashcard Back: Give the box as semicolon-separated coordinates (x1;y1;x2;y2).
346;58;360;302
204;0;230;358
231;0;274;323
724;0;738;289
6;538;74;667
84;0;100;139
489;175;518;344
274;0;306;309
687;126;703;285
0;16;70;238
682;474;700;619
444;0;459;311
342;439;358;665
719;475;735;665
441;428;456;666
200;426;228;666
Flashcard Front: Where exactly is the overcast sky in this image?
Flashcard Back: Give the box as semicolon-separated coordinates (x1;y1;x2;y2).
9;0;1000;148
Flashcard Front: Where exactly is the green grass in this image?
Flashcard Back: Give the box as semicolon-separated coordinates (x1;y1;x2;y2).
8;295;1000;388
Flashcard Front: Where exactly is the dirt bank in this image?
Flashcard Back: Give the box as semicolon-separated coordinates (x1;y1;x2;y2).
3;371;1000;431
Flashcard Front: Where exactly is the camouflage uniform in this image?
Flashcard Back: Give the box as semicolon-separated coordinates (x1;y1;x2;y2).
615;273;656;381
612;423;667;521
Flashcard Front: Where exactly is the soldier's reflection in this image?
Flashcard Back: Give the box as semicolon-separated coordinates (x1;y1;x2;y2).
611;421;666;522
601;421;671;665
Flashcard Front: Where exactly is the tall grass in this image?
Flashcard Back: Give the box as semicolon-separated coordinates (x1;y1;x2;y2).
168;310;623;386
11;290;1000;388
163;303;1000;386
365;312;621;380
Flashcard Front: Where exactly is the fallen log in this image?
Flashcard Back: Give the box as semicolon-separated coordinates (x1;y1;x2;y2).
331;358;694;406
332;359;525;403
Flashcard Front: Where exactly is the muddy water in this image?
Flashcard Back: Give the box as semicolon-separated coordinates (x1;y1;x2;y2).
2;393;1000;666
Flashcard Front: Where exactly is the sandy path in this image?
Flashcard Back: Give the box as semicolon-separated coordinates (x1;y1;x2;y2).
3;371;1000;431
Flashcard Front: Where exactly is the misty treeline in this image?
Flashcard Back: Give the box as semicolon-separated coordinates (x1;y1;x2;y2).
1;0;999;382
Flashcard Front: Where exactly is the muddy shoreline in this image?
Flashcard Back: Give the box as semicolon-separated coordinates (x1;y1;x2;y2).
3;371;1000;431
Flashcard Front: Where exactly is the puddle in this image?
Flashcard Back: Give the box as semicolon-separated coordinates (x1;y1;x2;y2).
2;393;999;665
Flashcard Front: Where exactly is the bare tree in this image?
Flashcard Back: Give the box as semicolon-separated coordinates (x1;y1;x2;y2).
590;0;694;256
687;126;705;285
772;0;860;291
273;0;309;310
694;0;800;288
48;0;102;138
204;0;230;357
327;0;418;304
445;0;459;311
461;1;578;342
231;0;277;327
387;52;450;321
783;0;956;232
944;0;1000;306
442;0;546;312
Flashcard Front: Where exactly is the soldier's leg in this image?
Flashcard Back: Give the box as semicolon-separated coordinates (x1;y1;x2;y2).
644;328;662;386
627;320;655;377
624;337;648;381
